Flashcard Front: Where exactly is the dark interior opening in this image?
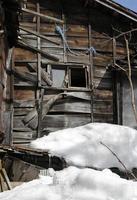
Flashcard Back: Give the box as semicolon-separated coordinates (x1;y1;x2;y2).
70;68;86;87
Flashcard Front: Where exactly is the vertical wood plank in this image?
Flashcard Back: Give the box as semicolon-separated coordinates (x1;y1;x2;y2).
88;23;93;122
37;2;43;138
37;2;41;87
62;13;67;63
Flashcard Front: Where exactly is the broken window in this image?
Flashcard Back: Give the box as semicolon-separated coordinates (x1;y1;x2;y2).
52;68;66;87
44;64;89;89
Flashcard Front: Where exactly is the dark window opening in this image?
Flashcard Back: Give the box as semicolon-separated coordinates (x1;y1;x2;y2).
70;68;86;87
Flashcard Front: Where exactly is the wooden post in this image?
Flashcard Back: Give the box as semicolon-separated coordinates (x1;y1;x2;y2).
88;24;94;122
0;159;3;192
36;2;42;138
0;159;12;191
62;13;67;63
3;48;14;145
0;37;6;144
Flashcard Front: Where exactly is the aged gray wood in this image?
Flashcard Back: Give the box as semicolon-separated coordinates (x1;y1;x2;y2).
17;40;59;62
13;100;35;108
42;114;91;128
3;111;13;145
27;63;53;86
12;68;37;84
13;132;35;140
22;8;64;24
20;27;60;45
50;99;91;113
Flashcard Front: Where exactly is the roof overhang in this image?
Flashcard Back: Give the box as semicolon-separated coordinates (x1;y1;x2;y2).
90;0;137;23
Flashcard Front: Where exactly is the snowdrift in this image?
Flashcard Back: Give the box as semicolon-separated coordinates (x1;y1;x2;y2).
0;167;137;200
31;123;137;170
1;123;137;200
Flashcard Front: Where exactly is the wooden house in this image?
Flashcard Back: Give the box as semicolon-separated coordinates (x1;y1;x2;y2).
2;0;137;144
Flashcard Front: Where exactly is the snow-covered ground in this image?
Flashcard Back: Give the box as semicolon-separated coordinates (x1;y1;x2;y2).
0;167;137;200
31;123;137;170
1;123;137;200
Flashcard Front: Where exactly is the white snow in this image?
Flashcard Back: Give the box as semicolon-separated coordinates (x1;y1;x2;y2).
1;123;137;200
31;123;137;170
0;167;137;200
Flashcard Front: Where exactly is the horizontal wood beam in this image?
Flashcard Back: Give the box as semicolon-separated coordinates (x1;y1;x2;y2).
20;27;60;45
17;40;59;62
22;8;64;24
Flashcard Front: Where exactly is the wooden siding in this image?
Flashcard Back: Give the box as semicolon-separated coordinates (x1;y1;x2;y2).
11;0;135;144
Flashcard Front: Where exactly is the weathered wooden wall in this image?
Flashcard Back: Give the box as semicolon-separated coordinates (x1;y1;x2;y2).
0;0;20;145
0;4;12;144
12;0;134;144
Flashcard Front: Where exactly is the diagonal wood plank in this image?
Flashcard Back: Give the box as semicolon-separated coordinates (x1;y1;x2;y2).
22;8;64;24
17;40;59;62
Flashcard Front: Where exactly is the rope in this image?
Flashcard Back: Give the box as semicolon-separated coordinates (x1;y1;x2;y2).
86;46;97;56
55;25;79;56
55;25;97;57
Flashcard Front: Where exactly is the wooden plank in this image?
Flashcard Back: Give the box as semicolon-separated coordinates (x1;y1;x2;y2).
13;132;34;140
66;24;88;37
1;168;12;190
93;104;113;113
12;68;37;84
3;111;13;145
94;68;111;78
42;114;91;128
22;8;63;24
20;27;60;45
14;100;35;108
27;63;52;86
42;127;65;134
14;108;33;116
67;54;89;64
14;117;30;129
94;89;113;100
14;48;37;60
13;128;35;132
50;99;91;113
17;40;59;62
36;1;41;89
43;92;91;101
13;140;31;144
93;55;112;66
94;77;112;90
21;91;92;130
14;90;35;101
88;23;94;122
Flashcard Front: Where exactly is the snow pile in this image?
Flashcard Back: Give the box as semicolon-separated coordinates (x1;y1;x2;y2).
0;167;137;200
1;123;137;200
31;123;137;170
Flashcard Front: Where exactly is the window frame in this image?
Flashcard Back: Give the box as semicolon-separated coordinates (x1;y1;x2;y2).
44;64;91;90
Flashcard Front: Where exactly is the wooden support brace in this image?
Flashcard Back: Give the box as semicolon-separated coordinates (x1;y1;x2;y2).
17;40;59;62
22;8;64;24
12;68;37;84
27;63;52;86
0;159;12;191
1;168;12;190
0;174;3;192
20;27;60;45
12;69;37;84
